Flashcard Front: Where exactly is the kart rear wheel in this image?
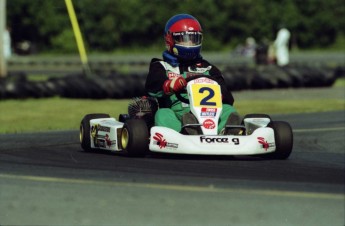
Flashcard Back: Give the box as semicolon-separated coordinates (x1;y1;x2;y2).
80;113;110;152
265;121;293;159
119;114;130;123
121;119;149;157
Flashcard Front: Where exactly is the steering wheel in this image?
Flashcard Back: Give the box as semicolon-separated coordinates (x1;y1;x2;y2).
175;75;218;104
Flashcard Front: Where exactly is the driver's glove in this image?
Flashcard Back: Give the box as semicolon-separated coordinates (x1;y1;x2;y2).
162;76;187;95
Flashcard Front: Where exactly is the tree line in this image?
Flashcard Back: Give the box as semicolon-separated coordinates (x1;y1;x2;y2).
7;0;345;54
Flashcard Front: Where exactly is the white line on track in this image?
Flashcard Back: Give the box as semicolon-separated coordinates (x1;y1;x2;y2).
0;173;343;200
293;127;345;133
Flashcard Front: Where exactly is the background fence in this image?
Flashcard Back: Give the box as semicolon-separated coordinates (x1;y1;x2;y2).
1;52;344;99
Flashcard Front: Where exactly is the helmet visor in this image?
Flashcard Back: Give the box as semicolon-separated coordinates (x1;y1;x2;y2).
173;31;202;47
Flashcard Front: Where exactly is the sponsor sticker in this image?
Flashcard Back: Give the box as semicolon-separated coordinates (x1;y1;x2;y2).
187;66;212;74
97;125;110;133
203;119;215;129
192;77;214;83
96;139;106;148
200;136;240;145
168;72;181;79
153;133;178;149
201;107;217;117
257;137;274;151
105;134;116;147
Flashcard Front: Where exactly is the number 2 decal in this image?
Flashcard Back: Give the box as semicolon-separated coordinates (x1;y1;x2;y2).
190;83;221;107
199;87;216;106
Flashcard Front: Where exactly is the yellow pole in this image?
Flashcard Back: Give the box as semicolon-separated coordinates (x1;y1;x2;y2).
65;0;92;77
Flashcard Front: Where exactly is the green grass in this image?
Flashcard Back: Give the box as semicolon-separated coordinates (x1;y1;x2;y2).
0;95;344;134
334;77;345;87
236;99;344;115
0;98;128;134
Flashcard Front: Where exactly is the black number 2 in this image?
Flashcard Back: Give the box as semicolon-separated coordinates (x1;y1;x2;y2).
199;87;216;106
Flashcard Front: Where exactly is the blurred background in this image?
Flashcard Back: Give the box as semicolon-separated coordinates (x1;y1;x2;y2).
5;0;345;54
7;0;345;55
1;0;344;98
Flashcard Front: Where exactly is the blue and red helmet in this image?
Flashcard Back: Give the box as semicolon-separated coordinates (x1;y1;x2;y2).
164;14;203;60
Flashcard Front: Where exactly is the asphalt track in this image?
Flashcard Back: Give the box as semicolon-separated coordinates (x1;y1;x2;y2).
0;111;344;226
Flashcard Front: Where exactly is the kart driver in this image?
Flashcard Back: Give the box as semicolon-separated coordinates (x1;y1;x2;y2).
145;14;241;135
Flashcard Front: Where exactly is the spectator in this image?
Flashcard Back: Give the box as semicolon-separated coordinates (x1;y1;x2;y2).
3;27;12;59
274;27;291;66
243;37;256;58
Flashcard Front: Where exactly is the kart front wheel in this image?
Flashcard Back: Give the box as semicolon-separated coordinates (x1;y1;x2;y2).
265;121;293;159
80;113;110;152
121;119;149;157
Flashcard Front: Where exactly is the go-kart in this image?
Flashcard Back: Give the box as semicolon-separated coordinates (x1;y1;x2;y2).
79;75;293;159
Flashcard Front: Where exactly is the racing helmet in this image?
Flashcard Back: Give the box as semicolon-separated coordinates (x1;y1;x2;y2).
164;14;203;60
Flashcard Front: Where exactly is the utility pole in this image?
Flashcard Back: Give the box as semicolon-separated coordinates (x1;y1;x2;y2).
0;0;7;78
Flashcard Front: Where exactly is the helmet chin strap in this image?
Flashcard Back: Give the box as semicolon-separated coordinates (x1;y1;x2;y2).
163;51;204;67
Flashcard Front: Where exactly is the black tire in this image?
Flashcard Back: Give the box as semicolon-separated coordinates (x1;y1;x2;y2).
121;119;149;157
80;113;110;152
265;121;293;159
119;114;130;123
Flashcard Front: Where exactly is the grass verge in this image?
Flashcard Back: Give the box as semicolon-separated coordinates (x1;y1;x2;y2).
0;96;344;134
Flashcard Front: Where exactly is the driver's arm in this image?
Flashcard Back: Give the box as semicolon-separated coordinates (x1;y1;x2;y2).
162;76;186;95
145;59;186;97
145;59;167;98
